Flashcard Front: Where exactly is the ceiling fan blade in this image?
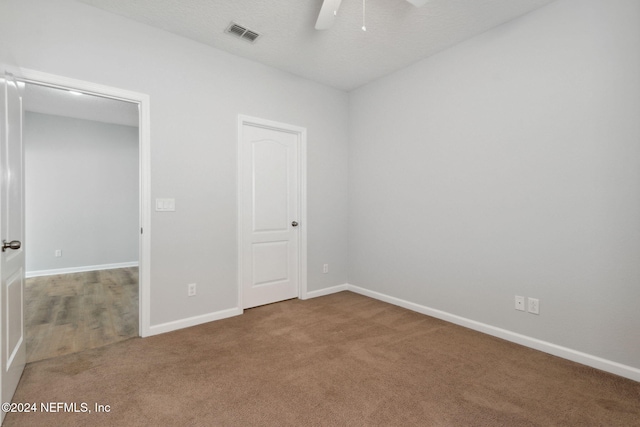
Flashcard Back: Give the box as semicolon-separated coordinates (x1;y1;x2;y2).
406;0;429;6
315;0;343;30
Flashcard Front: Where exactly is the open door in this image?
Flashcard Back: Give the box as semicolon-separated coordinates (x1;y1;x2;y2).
0;72;26;421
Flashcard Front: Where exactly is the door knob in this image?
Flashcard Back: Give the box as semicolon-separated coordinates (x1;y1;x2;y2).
291;221;299;227
2;240;21;252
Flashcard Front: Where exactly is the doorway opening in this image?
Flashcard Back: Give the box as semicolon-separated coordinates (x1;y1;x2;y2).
22;82;140;361
13;68;151;352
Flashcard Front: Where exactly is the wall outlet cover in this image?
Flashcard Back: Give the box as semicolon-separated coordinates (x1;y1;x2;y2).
187;283;196;297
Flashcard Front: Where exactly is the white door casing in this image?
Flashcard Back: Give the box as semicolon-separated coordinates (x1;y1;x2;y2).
238;116;307;309
0;73;26;421
13;68;152;338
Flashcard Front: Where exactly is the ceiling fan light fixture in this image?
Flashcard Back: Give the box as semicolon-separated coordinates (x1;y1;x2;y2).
315;0;343;30
316;0;423;32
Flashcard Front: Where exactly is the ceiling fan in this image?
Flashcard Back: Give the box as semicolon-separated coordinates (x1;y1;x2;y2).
315;0;429;30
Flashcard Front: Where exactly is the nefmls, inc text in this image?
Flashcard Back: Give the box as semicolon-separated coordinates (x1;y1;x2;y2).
41;402;110;413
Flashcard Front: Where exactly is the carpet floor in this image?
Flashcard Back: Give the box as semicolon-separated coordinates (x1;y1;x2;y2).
4;291;639;426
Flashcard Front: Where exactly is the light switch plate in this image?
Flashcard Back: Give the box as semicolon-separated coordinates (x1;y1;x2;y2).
155;198;175;212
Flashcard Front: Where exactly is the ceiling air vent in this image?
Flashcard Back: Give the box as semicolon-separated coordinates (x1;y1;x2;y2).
225;22;261;43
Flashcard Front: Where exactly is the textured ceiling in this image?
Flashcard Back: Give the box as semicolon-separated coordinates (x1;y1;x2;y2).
77;0;556;91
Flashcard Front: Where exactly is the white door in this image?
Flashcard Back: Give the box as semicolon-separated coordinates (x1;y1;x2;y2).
0;73;26;420
240;118;305;309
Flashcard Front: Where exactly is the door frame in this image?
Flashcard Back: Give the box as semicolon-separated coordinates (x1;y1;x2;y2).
13;68;152;337
237;115;307;310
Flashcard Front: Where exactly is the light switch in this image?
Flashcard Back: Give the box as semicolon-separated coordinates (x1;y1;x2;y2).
156;198;176;212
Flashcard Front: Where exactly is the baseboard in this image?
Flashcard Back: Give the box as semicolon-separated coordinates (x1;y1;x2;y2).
148;285;347;337
303;284;349;299
26;261;139;278
146;307;243;337
346;284;640;382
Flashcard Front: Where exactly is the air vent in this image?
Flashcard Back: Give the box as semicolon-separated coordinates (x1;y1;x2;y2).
225;22;261;43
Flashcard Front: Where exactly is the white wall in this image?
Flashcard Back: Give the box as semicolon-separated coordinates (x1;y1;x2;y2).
0;0;349;326
349;0;640;370
24;112;139;274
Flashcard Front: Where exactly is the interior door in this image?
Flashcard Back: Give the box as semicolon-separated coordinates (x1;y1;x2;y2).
241;121;300;309
0;73;26;418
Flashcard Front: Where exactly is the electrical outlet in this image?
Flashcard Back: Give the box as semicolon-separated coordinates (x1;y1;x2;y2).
528;297;539;315
323;264;329;274
55;249;62;257
515;295;525;311
188;283;196;297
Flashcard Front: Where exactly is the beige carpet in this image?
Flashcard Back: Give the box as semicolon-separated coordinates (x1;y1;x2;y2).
4;291;639;426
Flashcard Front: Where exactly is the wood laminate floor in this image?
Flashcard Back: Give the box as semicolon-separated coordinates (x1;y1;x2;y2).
25;267;138;363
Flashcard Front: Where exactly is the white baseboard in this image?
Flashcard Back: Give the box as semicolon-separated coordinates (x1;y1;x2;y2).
147;283;349;338
146;307;243;337
147;284;347;338
26;261;139;278
346;284;640;382
303;284;349;299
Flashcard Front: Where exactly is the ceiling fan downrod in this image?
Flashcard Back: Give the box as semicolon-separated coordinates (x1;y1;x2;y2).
362;0;366;31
